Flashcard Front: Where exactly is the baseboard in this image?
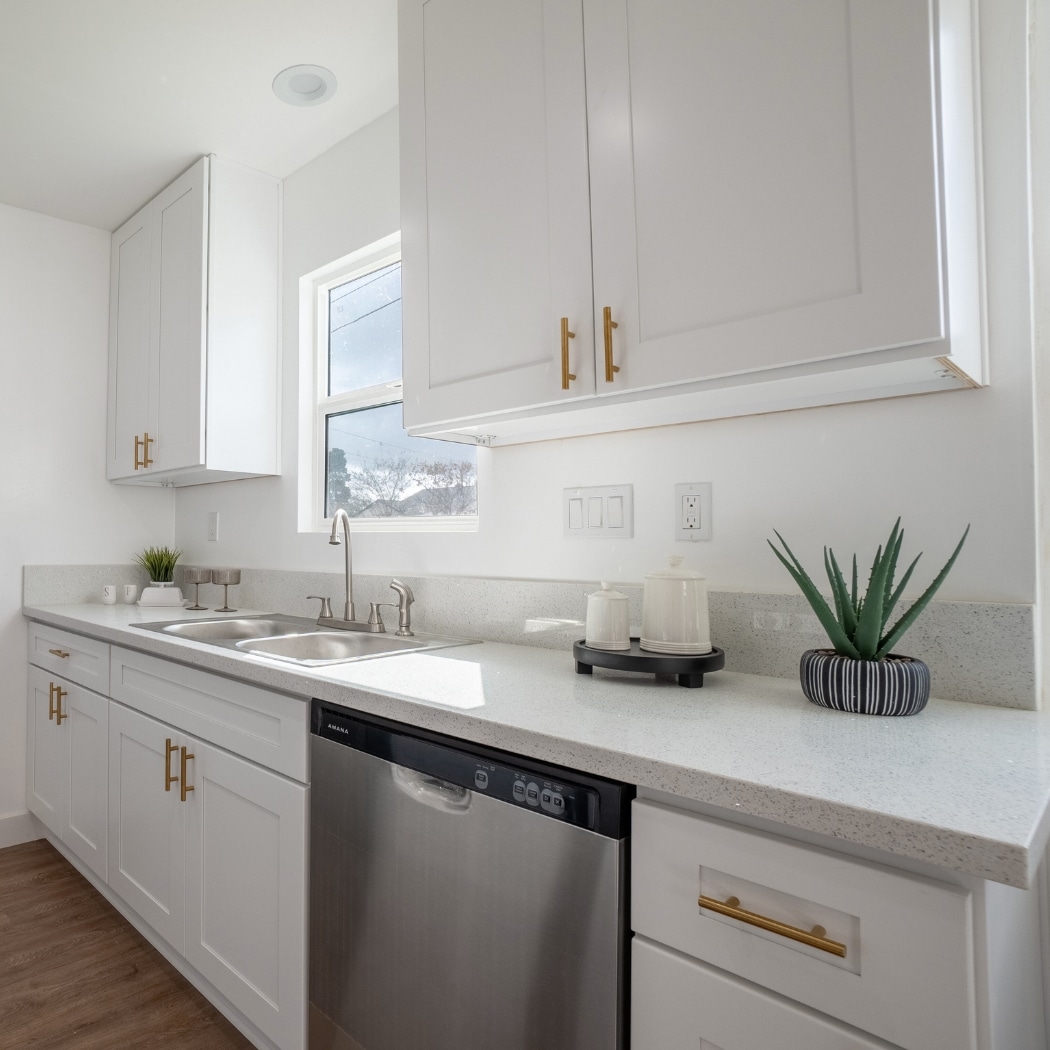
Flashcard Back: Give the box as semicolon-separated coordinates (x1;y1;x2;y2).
0;810;45;849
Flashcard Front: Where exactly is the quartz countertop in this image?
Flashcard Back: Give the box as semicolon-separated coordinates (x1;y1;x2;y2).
23;602;1050;889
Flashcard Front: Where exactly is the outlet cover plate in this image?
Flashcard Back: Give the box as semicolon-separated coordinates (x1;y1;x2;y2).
564;485;634;539
675;482;712;541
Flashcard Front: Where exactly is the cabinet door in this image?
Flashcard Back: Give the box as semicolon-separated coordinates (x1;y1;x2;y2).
106;205;152;479
151;157;208;474
184;739;307;1050
26;668;66;836
585;0;945;394
108;702;185;952
400;0;594;431
63;684;109;881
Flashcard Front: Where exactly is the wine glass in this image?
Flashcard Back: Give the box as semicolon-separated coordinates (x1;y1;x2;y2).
211;568;241;612
182;567;212;611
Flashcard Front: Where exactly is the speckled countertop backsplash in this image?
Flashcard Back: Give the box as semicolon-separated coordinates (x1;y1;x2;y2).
23;564;1036;710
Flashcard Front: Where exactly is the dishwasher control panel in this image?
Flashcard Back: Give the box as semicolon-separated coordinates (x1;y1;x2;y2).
313;702;632;838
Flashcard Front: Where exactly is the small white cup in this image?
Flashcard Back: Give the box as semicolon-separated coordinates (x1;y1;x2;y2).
585;583;631;650
123;584;138;604
101;584;117;605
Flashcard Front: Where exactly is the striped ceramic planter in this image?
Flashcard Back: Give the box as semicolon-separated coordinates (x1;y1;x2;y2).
799;649;931;716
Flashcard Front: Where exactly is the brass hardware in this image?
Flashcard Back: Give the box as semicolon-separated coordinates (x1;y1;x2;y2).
179;747;195;803
54;685;68;725
698;894;847;958
134;432;154;470
48;648;70;659
164;739;179;792
560;317;576;390
48;682;58;722
602;307;620;382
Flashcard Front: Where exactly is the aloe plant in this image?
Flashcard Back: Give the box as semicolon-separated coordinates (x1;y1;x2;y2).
768;519;968;661
134;545;183;583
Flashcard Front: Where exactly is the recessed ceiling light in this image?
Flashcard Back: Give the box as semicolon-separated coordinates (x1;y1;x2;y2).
273;64;338;107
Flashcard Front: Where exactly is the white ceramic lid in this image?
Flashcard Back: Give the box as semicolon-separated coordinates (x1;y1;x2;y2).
588;581;629;601
644;555;706;580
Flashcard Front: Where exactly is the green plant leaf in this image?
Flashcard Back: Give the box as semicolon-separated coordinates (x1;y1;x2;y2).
882;524;904;610
768;534;860;658
884;553;920;627
825;547;857;640
875;525;970;658
853;520;902;658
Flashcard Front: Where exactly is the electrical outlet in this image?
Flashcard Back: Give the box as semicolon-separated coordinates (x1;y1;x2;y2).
675;482;712;541
207;511;219;542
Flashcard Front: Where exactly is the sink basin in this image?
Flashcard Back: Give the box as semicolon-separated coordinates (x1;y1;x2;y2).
238;631;429;665
135;614;475;666
154;617;313;642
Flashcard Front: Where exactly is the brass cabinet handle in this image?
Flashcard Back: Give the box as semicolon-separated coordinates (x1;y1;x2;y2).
603;306;620;382
164;739;179;792
48;682;58;722
560;317;576;390
54;684;68;725
142;432;154;468
698;894;847;958
134;434;144;470
179;747;195;803
48;648;70;659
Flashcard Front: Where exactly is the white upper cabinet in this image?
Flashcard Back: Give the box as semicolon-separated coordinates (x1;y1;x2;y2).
107;156;281;485
399;0;984;445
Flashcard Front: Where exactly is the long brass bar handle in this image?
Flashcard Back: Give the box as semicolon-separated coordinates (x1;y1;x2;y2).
164;739;179;792
602;306;620;383
134;434;144;470
142;432;154;469
48;648;70;659
48;682;58;722
560;317;576;390
54;686;68;725
180;747;194;803
698;894;847;958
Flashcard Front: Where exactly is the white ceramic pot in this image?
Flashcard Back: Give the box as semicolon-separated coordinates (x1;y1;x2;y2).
585;582;631;651
640;556;711;655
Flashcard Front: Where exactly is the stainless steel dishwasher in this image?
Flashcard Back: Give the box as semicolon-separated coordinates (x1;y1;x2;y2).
310;701;632;1050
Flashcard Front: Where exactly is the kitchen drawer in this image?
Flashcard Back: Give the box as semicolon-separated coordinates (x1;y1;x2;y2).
633;935;899;1050
109;647;307;781
632;799;976;1050
27;621;110;693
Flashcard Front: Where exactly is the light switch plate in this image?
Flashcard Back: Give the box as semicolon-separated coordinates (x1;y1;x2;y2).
675;482;712;541
564;485;634;539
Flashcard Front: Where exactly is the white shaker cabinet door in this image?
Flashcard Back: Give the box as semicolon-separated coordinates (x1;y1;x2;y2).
399;0;595;431
106;206;152;479
184;739;307;1050
585;0;947;395
151;157;208;474
108;701;186;952
26;669;66;837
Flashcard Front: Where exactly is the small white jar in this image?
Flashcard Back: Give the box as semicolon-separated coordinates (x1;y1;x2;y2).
640;556;711;655
585;582;631;651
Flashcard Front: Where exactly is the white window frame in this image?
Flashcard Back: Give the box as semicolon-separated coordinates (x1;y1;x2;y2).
297;233;479;533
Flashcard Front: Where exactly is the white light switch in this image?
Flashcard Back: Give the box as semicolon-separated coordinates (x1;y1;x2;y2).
564;485;634;539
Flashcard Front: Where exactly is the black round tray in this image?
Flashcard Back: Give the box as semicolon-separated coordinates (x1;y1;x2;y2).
573;639;725;689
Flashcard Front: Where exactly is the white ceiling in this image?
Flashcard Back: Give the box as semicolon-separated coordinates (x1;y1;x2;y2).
0;0;399;231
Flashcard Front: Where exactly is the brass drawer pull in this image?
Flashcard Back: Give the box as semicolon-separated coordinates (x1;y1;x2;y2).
602;306;619;383
164;739;179;792
560;317;576;390
134;432;155;470
48;682;58;721
698;894;847;958
54;685;68;725
180;747;195;803
48;648;70;659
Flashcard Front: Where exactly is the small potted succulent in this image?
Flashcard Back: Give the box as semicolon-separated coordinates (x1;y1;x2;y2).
768;519;968;715
134;545;183;585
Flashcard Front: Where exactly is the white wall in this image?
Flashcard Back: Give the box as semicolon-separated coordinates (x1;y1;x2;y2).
174;0;1039;610
0;203;174;831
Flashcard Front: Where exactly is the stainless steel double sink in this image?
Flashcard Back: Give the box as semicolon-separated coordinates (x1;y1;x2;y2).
135;614;473;666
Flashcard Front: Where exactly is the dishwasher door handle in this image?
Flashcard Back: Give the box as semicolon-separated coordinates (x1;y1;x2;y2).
392;764;472;812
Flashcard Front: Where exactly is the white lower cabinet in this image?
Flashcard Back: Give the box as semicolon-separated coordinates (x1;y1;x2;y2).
108;700;307;1050
26;666;109;881
633;936;893;1050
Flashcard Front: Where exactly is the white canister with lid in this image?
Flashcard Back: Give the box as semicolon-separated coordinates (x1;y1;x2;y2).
640;556;711;655
585;582;631;651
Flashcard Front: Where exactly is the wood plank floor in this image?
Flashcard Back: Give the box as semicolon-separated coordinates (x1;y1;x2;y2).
0;839;256;1049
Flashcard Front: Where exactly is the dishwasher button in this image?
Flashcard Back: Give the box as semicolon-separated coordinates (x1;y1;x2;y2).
474;770;489;789
525;782;541;807
512;781;527;803
540;789;566;817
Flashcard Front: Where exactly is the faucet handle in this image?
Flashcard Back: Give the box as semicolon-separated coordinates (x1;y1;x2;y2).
307;595;333;619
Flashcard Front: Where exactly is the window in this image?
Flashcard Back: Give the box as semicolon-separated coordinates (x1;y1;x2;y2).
301;234;478;531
